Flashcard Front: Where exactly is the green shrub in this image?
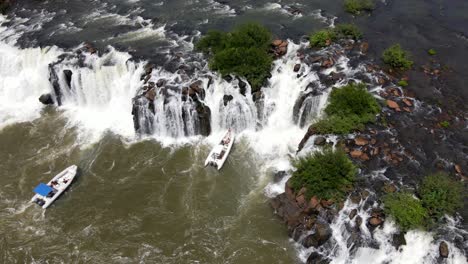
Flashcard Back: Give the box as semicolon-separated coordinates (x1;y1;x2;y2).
384;192;428;231
0;1;9;14
382;44;414;70
196;23;273;91
428;49;437;56
312;83;381;134
439;121;450;128
344;0;375;15
334;24;363;40
398;80;408;87
290;148;357;201
325;83;381;117
310;29;336;48
419;173;463;219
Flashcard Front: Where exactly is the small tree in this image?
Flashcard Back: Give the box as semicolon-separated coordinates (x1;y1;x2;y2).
384;192;428;231
290;148;357;201
334;24;363;40
382;44;414;70
419;173;463;219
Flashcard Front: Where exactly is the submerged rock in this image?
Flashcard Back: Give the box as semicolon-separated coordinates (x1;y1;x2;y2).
306;252;329;264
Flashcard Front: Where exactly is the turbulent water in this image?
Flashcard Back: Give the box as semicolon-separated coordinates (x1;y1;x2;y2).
0;0;467;263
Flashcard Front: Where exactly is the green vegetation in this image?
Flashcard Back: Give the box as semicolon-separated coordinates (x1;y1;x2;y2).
382;44;414;70
309;24;362;48
0;0;9;14
439;121;450;128
310;29;336;48
398;80;408;87
428;49;437;56
196;23;273;90
420;173;463;219
334;24;363;40
384;192;428;231
290;148;357;201
312;83;381;134
344;0;375;15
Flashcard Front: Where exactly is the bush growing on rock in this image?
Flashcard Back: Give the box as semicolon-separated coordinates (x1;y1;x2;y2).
0;0;10;14
309;29;336;48
419;173;463;219
313;83;381;134
344;0;375;15
334;24;363;40
382;44;414;70
309;24;362;48
196;23;273;91
290;148;357;201
384;192;428;231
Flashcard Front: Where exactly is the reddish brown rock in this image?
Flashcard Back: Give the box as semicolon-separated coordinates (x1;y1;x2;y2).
369;217;383;226
359;153;370;161
360;42;369;54
145;88;156;101
309;196;320;209
386;100;400;110
402;98;413;107
455;164;462;174
321;58;334;68
272;39;283;46
349;209;358;220
354;137;369;146
439;241;449;258
296;194;306;207
350;150;363;159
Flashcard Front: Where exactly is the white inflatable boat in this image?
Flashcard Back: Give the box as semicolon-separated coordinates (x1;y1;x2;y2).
204;129;235;170
31;165;78;209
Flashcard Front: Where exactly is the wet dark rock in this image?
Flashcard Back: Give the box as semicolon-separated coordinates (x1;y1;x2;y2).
144;88;156;101
223;75;233;82
189;80;205;100
273;171;287;183
314;136;326;146
298;126;317;152
360;42;369;54
156;79;166;87
236;77;247;96
63;70;73;88
223;94;233;106
392;233;407;249
320;72;345;87
294;64;301;72
349;209;358;220
0;0;11;14
39;93;54;105
48;64;62;106
252;91;263;102
439;241;449;258
271;40;288;58
195;102;211;136
355;215;363;227
306;252;329;264
302;222;332;248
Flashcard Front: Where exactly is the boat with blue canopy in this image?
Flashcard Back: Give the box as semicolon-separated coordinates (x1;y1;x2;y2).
31;165;78;209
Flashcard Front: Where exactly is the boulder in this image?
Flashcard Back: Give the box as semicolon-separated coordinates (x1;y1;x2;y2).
355;215;363;227
350;150;363;159
145;88;156;101
392;233;406;249
386;100;400;110
439;241;449;258
402;98;413;107
314;136;326;146
273;171;287;183
321;58;334;68
309;196;320;209
349;209;358;220
382;182;397;193
354;137;369;146
302;222;332;248
369;217;383;226
454;164;462;174
39;93;54;105
294;64;301;72
272;39;283;46
360;42;369;54
306;252;329;264
63;70;73;88
237;78;247;96
223;75;233;82
156;79;166;87
297;126;317;152
223;95;234;106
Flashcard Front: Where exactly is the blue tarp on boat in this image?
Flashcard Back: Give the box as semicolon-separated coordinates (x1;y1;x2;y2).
34;183;53;196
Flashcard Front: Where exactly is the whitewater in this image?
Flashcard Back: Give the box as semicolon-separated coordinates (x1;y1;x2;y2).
0;8;466;264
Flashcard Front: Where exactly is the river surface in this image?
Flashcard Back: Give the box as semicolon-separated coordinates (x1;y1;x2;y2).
0;0;467;263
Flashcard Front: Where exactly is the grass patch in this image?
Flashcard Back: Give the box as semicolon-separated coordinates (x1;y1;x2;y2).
398;80;408;87
344;0;375;15
439;121;450;128
310;24;362;48
428;49;437;56
312;83;381;134
384;192;428;231
196;23;273;91
382;44;414;70
419;173;463;219
290;148;357;201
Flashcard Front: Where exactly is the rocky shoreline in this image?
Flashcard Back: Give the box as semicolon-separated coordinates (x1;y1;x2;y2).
269;38;467;263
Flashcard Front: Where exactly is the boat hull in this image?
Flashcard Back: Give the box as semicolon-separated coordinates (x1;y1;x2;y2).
205;130;235;170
